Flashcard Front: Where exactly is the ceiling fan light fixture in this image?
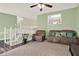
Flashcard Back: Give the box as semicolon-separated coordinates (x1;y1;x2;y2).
38;4;45;8
42;4;45;8
38;4;42;8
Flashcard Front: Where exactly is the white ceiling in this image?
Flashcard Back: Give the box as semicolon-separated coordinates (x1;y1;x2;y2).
0;3;78;20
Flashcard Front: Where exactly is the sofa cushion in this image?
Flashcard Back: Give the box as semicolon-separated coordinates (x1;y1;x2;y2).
66;31;77;38
49;32;55;36
56;32;61;36
58;36;69;44
34;36;42;42
66;32;73;38
46;36;61;43
61;32;67;37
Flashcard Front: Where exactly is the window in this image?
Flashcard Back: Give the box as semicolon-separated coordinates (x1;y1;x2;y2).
48;14;62;24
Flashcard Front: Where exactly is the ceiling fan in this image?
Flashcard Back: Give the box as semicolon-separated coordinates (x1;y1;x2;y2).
30;3;53;11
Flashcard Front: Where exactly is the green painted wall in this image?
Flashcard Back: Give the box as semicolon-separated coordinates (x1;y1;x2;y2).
37;7;77;35
76;6;79;36
0;13;17;39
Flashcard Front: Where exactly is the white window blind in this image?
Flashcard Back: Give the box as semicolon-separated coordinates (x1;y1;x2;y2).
48;14;62;24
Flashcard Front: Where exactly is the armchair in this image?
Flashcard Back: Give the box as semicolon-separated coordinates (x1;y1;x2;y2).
32;30;46;42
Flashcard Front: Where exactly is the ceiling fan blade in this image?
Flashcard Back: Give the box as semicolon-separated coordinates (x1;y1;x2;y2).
30;4;37;8
44;4;52;8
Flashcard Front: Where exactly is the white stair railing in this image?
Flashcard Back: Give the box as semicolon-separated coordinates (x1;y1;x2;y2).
4;27;22;46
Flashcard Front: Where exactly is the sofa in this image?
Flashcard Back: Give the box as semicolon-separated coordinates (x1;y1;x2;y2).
32;30;46;42
46;30;79;45
69;43;79;56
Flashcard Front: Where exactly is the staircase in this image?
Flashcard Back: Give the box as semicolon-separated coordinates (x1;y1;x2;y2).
0;40;11;54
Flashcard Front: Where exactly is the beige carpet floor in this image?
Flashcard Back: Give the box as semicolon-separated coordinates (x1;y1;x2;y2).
0;41;71;56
